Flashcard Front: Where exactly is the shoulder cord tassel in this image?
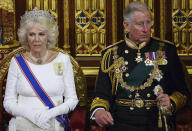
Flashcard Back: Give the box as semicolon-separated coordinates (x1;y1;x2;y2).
158;108;169;131
158;109;162;128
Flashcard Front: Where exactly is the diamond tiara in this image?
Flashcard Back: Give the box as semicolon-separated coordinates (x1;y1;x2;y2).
20;7;56;24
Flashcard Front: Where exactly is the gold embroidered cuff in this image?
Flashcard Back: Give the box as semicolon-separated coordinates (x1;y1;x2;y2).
90;97;110;111
169;91;187;112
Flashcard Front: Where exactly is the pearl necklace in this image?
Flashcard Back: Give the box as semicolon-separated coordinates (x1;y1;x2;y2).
30;50;49;64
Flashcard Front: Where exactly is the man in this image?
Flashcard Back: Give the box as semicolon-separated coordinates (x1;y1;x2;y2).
90;1;191;131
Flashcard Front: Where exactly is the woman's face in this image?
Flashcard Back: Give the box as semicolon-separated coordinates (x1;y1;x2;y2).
27;26;48;53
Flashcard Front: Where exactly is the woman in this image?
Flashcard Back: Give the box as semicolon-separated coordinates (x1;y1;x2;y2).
3;7;78;131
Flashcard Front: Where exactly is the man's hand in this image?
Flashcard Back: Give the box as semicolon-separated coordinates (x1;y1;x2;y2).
157;92;171;109
94;109;114;127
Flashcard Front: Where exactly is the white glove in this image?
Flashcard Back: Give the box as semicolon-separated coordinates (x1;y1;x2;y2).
22;107;51;129
8;105;51;129
34;107;54;128
35;105;68;126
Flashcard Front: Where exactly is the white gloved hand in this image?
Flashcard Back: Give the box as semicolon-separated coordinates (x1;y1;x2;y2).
34;107;54;128
21;107;51;129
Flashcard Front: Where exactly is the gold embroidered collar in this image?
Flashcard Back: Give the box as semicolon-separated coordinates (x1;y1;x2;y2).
125;36;148;50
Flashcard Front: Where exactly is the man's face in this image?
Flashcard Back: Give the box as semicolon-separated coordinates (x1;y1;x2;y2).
124;10;152;44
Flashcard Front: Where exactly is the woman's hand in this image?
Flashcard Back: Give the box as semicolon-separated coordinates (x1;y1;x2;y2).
34;108;54;129
21;108;51;129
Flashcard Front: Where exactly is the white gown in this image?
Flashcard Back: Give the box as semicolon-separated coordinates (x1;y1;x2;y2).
3;52;79;131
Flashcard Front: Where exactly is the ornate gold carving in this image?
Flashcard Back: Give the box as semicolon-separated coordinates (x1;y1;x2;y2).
173;0;178;9
90;97;110;111
26;0;58;28
0;47;26;95
0;40;20;50
170;91;187;111
100;0;105;10
75;0;106;56
0;0;14;12
173;28;179;47
160;0;165;39
44;0;49;10
26;0;33;10
186;66;192;74
148;0;153;10
181;0;186;9
63;0;70;53
112;0;117;43
81;67;99;75
172;1;192;55
190;0;192;9
0;0;15;44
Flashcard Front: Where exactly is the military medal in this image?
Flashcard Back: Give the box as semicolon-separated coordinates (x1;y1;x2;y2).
125;38;146;63
156;51;168;65
161;59;167;65
135;49;143;63
54;63;64;75
144;52;156;66
58;64;63;75
158;58;167;65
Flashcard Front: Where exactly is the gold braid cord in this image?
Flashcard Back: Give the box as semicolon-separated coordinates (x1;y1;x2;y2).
90;97;110;111
169;91;187;111
100;46;121;95
101;47;115;73
101;40;124;73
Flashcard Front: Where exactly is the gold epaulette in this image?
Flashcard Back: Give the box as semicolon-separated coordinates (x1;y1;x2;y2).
90;97;110;111
101;40;124;52
152;37;174;45
169;91;187;112
100;40;124;73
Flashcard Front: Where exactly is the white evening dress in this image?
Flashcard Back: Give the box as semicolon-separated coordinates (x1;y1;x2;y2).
3;52;78;131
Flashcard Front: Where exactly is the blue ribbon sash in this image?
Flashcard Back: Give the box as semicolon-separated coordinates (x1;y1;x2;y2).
15;54;70;131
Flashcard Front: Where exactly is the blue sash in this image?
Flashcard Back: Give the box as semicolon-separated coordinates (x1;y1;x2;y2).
15;54;70;131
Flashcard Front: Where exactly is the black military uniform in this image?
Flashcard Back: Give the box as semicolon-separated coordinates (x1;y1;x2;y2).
90;36;191;131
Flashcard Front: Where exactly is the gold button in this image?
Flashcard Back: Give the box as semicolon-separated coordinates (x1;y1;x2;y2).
147;93;151;97
125;61;128;65
125;50;129;54
125;73;129;77
135;99;144;108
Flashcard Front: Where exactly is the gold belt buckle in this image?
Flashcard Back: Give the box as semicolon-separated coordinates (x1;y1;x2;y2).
135;99;144;108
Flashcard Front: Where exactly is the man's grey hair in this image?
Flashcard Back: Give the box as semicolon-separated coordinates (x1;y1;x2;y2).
123;1;152;24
